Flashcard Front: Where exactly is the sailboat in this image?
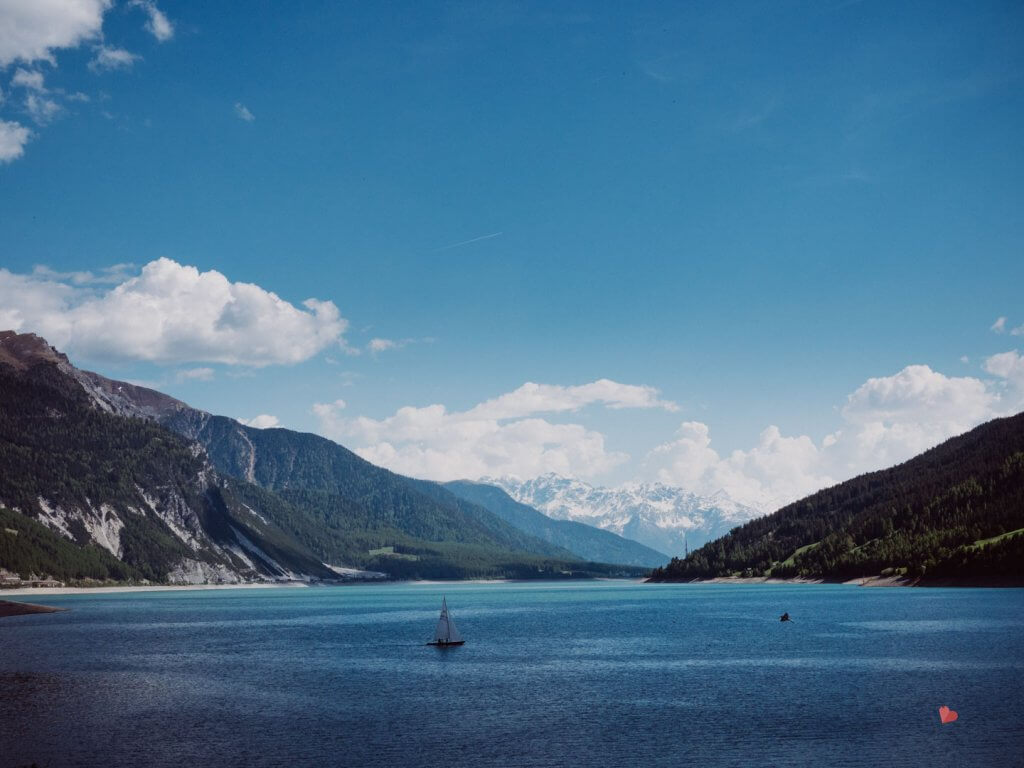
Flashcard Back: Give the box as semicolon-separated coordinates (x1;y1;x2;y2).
427;597;465;647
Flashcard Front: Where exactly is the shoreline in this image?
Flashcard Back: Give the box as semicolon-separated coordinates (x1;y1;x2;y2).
648;574;1024;588
1;576;648;596
1;582;312;597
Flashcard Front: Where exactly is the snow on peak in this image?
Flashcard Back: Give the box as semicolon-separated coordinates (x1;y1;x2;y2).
483;473;763;558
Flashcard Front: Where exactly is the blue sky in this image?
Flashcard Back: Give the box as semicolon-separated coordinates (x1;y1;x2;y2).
1;0;1022;508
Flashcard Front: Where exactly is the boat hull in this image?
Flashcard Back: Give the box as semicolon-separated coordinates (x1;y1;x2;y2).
427;640;465;647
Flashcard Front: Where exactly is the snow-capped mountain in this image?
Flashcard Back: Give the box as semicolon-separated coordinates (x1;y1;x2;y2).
484;473;765;558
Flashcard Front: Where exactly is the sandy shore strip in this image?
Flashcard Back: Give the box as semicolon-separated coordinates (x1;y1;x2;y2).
2;582;312;597
690;576;826;585
0;599;68;617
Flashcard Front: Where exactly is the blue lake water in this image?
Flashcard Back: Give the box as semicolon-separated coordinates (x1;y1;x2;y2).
2;581;1023;767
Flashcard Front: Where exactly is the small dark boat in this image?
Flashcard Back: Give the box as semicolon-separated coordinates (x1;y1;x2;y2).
427;597;465;647
780;612;791;622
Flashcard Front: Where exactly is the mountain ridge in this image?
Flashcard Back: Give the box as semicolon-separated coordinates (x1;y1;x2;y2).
443;480;668;567
648;411;1024;584
487;473;762;557
0;331;644;583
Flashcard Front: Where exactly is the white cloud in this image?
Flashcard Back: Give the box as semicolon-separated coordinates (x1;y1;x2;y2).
11;67;45;90
234;102;254;122
239;414;281;429
0;258;349;366
0;1;173;162
991;316;1007;333
89;45;140;72
465;380;679;421
31;262;135;285
368;338;398;353
648;361;1023;511
130;0;173;42
1012;325;1024;337
175;367;214;382
984;350;1024;410
9;68;61;124
366;336;433;355
0;119;30;162
0;0;110;67
650;421;834;511
24;91;61;124
313;379;675;482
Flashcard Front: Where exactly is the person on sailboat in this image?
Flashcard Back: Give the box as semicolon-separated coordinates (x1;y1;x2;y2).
780;612;791;622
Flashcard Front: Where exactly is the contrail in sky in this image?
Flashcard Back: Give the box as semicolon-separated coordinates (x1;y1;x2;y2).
433;231;503;252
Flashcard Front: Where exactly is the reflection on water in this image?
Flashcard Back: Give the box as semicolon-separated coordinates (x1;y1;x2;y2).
2;581;1022;768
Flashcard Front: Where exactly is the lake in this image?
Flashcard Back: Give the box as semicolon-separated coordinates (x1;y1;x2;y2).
2;581;1022;767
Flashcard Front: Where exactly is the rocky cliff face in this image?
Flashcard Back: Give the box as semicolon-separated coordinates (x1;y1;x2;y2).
0;331;599;583
0;331;331;584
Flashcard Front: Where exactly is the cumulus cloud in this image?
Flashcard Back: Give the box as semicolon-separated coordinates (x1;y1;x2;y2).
234;102;254;122
649;421;834;511
1012;325;1024;337
24;91;61;124
648;361;1024;511
313;380;675;482
0;258;349;366
984;350;1024;408
0;119;30;162
175;367;214;382
991;316;1007;333
368;338;399;353
366;337;433;355
89;45;140;72
0;1;175;162
31;262;135;284
239;414;281;429
11;67;45;90
466;380;679;421
0;0;110;67
8;68;61;124
130;0;173;42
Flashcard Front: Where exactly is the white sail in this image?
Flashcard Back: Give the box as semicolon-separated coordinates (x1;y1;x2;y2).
431;597;463;644
445;605;463;643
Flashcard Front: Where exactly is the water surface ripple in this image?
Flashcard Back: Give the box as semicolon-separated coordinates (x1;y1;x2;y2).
2;581;1022;767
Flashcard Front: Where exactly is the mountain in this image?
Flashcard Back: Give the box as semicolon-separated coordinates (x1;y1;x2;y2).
1;331;638;583
443;481;667;568
155;408;611;577
487;474;762;557
648;412;1024;584
0;332;335;584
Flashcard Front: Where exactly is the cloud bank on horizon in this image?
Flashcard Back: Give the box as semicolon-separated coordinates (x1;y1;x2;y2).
316;357;1024;511
0;258;1021;512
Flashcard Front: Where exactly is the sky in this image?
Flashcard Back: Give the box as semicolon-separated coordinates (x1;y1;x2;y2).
1;0;1022;510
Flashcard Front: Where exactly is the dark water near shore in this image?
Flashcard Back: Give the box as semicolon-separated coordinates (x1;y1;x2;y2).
2;581;1023;767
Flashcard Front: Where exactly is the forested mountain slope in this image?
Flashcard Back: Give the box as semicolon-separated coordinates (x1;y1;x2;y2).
155;409;628;578
1;331;628;582
649;412;1024;584
162;409;573;557
0;335;334;583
